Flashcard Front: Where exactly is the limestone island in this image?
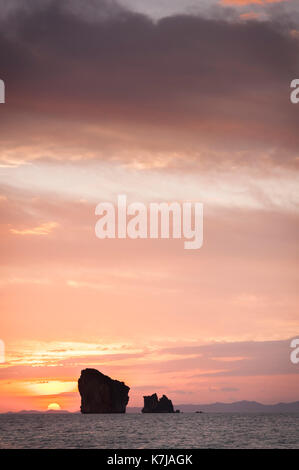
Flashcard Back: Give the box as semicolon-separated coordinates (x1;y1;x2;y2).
142;393;174;413
78;368;130;413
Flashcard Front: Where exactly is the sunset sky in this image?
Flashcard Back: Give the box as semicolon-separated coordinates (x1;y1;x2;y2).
0;0;298;412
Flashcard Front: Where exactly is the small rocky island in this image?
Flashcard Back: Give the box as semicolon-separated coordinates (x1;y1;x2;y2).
142;393;174;413
78;368;130;413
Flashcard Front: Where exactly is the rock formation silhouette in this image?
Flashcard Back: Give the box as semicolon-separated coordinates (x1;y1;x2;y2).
78;368;130;413
142;393;174;413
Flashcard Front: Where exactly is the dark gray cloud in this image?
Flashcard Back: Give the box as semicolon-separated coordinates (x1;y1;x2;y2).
0;0;298;167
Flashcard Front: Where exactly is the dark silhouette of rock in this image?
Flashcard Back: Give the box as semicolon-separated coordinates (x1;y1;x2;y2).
142;393;159;413
78;368;130;413
142;393;174;413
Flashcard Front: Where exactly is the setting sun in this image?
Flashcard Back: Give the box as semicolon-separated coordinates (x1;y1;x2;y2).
47;403;61;411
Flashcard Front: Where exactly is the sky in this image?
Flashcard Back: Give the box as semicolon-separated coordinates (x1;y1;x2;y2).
0;0;298;412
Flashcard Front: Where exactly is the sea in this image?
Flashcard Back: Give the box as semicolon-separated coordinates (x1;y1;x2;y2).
0;413;298;449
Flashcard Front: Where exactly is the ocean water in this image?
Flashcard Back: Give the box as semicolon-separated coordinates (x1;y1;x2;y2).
0;413;298;449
